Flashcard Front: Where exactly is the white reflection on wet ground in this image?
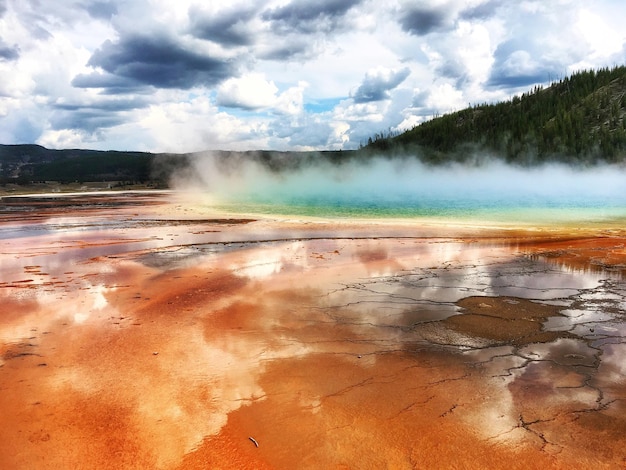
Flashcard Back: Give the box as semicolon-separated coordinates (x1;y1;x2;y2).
1;192;625;468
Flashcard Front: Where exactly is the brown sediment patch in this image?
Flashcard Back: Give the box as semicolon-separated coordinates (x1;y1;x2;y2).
445;296;571;346
525;236;626;274
1;340;41;361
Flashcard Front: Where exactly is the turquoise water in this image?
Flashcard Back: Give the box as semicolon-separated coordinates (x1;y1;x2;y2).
196;160;626;225
209;192;626;226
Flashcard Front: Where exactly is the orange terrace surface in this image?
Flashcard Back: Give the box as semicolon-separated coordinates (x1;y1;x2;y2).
1;191;625;469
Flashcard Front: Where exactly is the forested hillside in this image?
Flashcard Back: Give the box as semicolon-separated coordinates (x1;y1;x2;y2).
0;145;158;185
368;65;626;165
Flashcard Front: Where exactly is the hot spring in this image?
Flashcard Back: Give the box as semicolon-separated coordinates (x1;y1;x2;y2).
171;154;626;225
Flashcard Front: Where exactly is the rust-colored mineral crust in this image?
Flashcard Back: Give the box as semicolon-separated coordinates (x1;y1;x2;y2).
0;192;625;469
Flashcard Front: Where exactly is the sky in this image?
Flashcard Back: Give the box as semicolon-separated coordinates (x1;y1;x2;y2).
0;0;625;153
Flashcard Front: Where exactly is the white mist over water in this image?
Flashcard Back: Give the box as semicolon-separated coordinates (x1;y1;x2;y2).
169;152;626;220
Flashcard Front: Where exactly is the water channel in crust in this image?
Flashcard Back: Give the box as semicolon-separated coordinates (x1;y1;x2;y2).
0;191;625;469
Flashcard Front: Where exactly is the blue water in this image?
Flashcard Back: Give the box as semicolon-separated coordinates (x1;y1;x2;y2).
210;192;626;226
196;160;626;225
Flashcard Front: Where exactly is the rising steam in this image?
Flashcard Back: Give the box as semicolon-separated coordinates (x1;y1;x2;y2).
164;152;626;217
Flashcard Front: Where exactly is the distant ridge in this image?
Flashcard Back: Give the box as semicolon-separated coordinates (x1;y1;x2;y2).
0;144;158;185
366;65;626;165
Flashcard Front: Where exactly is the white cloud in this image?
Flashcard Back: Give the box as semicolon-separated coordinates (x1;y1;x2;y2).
0;0;625;151
575;9;624;60
216;74;308;115
499;50;538;77
453;21;497;84
217;73;279;110
275;81;308;115
333;101;386;123
137;93;273;152
37;128;91;149
352;66;411;103
426;83;465;113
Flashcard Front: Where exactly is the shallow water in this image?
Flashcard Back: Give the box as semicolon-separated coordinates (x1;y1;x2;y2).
1;191;625;469
196;159;626;226
210;193;626;223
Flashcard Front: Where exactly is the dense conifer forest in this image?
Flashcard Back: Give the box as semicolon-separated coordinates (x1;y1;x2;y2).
366;65;626;165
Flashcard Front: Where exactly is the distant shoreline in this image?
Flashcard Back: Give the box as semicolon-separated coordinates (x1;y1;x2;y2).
0;181;162;196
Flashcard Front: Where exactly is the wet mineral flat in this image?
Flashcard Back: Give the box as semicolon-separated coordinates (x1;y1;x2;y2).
0;192;625;469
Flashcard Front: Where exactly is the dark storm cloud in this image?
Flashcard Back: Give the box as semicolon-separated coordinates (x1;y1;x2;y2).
400;0;502;35
50;109;126;132
436;59;471;88
460;0;503;20
51;98;149;132
53;97;149;112
399;5;450;36
82;34;240;90
353;68;411;103
487;69;548;88
189;6;257;47
259;39;311;61
263;0;362;34
0;38;18;61
84;1;118;21
71;72;144;94
411;89;429;107
21;19;52;41
438;58;464;76
487;39;558;89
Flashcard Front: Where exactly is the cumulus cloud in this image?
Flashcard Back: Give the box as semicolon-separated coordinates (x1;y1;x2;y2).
216;74;307;115
488;48;548;87
71;72;143;93
460;0;504;20
573;8;625;63
263;0;362;34
0;0;624;151
83;34;241;90
275;81;308;115
254;0;364;60
217;74;279;110
84;1;118;21
426;83;465;112
133;92;278;152
50;97;150;133
270;116;337;150
0;38;18;61
50;110;125;134
352;67;411;103
399;1;456;36
188;5;258;47
334;101;384;123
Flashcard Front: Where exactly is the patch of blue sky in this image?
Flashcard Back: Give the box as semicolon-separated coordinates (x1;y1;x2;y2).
216;106;275;119
304;97;344;114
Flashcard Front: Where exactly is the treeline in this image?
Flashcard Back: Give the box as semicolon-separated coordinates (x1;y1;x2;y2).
0;145;353;186
367;65;626;165
0;144;161;185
